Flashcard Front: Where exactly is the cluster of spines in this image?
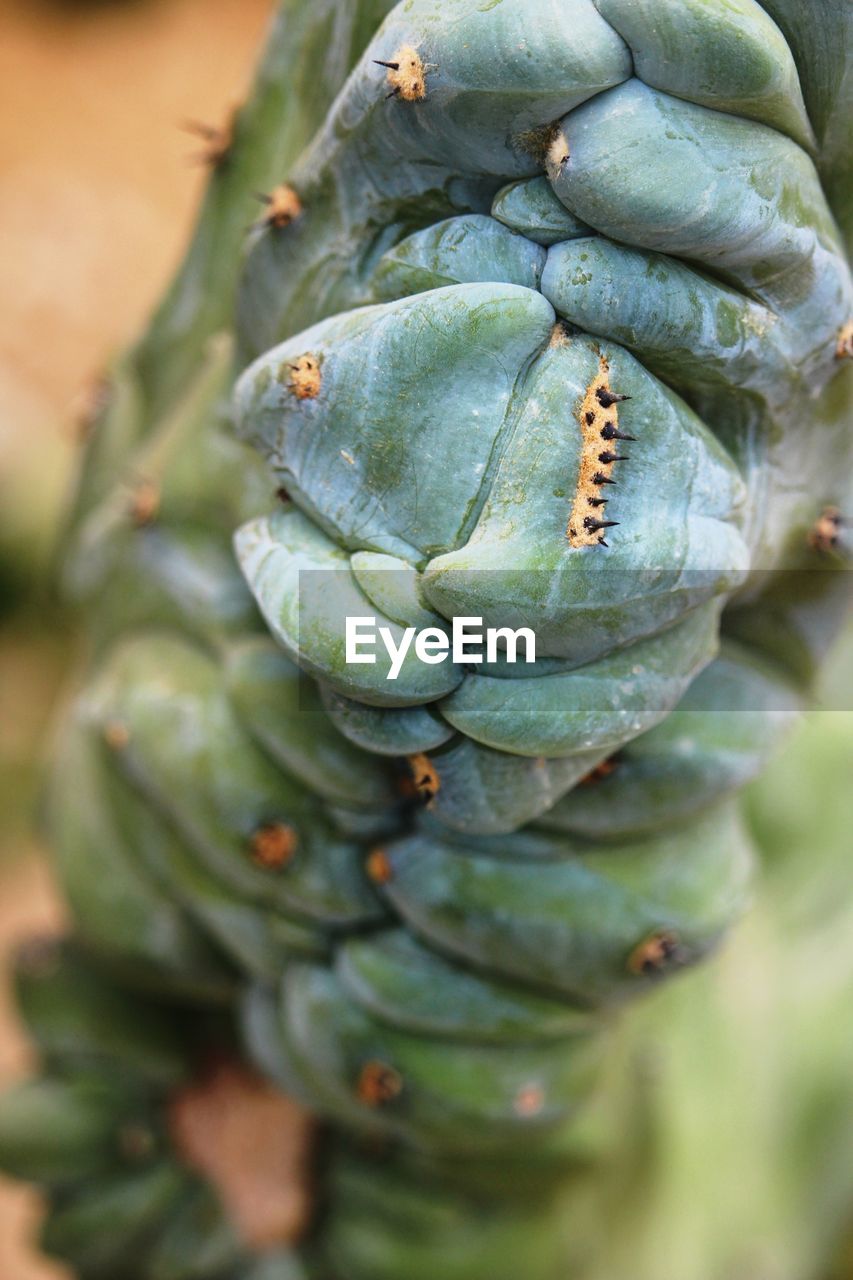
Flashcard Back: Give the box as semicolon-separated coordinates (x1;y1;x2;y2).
567;356;633;548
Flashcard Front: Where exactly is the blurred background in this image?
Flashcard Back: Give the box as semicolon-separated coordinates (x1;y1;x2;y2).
0;1;851;1276
0;0;272;1272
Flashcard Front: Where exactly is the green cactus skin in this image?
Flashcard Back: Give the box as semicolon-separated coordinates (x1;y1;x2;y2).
49;636;395;987
756;0;853;254
537;641;804;839
4;1;852;1278
232;6;850;827
250;965;606;1156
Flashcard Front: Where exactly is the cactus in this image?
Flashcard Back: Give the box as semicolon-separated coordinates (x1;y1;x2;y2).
1;1;851;1276
0;941;311;1279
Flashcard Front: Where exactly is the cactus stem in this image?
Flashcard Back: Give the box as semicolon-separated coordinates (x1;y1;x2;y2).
249;822;298;870
356;1061;403;1107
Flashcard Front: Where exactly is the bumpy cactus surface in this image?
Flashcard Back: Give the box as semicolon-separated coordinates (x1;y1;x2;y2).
1;1;850;1277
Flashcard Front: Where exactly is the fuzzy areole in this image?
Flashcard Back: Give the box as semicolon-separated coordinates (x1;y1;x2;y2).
375;45;428;101
258;184;303;229
285;353;322;399
249;822;298;869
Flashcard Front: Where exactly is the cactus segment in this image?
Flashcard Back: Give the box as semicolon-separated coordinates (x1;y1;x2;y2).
318;1142;584;1280
84;636;386;929
592;0;815;148
375;805;754;1006
225;638;397;810
436;603;720;758
538;643;803;838
236;0;633;355
336;929;594;1043
40;1165;193;1276
0;1076;153;1186
14;941;190;1085
49;718;237;1001
491;176;593;247
235;509;465;704
405;738;605;835
371;214;546;299
756;0;853;251
320;686;456;755
249;963;606;1155
548;80;845;311
234;284;557;562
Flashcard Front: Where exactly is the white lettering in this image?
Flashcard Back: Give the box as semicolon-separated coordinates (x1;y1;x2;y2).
452;617;484;664
379;626;416;680
485;626;536;664
344;616;538;678
414;627;450;664
346;617;377;664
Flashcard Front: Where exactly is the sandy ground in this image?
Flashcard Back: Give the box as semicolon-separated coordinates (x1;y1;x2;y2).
0;0;273;1268
0;0;273;554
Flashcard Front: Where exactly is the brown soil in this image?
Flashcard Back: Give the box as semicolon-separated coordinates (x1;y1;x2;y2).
169;1060;313;1248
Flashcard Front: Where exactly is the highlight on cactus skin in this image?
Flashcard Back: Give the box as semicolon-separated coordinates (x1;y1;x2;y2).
1;1;851;1277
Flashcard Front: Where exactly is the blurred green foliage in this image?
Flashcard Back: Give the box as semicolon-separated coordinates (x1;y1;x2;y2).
581;627;853;1280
